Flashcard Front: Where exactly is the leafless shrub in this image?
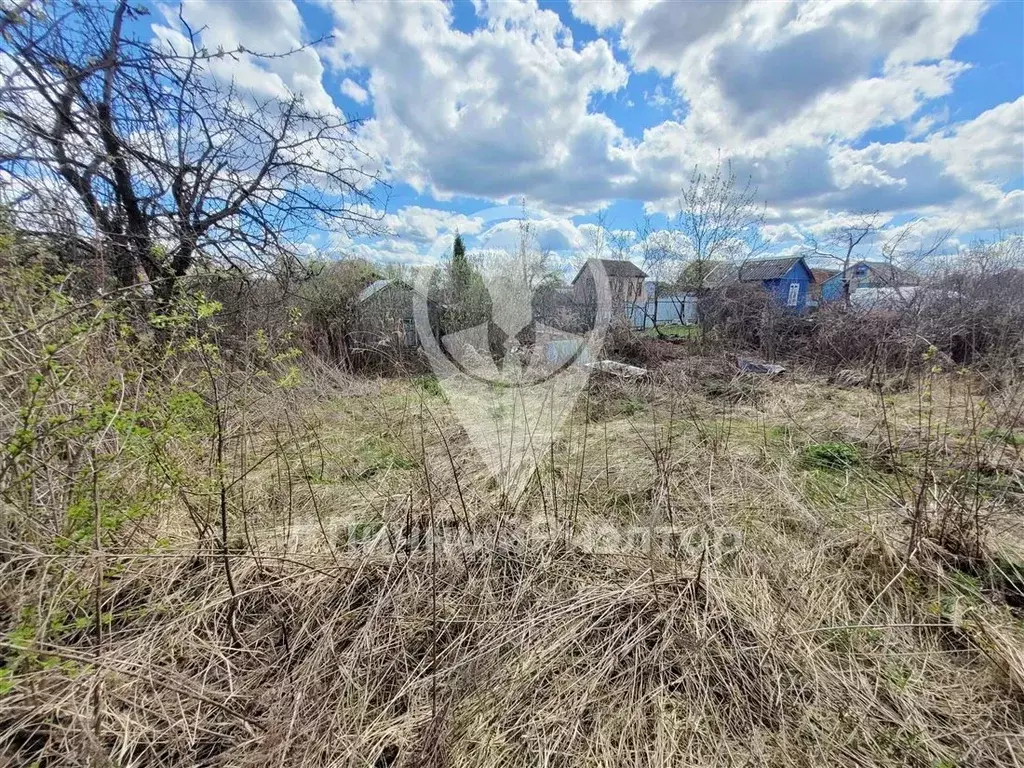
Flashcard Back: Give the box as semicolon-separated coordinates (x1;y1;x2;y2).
600;321;671;368
925;237;1024;371
803;304;926;383
697;283;816;361
693;236;1023;383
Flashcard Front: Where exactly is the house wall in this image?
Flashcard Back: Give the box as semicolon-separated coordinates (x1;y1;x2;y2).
763;262;811;313
355;285;434;348
821;275;846;302
809;271;838;301
620;277;645;307
574;269;644;317
821;262;910;303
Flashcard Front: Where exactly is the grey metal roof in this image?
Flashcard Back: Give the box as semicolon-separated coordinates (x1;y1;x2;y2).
845;261;918;286
359;278;438;306
700;261;739;288
737;257;807;282
572;258;648;283
357;279;392;302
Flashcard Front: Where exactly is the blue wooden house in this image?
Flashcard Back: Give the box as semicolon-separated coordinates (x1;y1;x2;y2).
707;256;815;313
820;261;918;303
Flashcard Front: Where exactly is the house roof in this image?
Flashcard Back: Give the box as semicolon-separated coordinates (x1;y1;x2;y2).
572;258;647;283
357;279;394;303
737;257;812;282
700;261;739;288
702;257;814;288
860;261;917;285
357;278;435;304
825;261;918;286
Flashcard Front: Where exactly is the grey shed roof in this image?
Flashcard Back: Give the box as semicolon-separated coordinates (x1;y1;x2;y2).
844;261;918;286
359;278;438;306
573;258;647;283
737;257;809;282
701;261;739;288
357;279;393;302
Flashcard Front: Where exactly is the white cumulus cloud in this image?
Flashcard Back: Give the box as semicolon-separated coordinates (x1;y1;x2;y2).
340;78;369;104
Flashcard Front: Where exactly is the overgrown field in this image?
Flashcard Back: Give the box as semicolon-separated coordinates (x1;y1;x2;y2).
2;273;1024;767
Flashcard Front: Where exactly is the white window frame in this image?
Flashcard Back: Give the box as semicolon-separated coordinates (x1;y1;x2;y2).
787;282;800;307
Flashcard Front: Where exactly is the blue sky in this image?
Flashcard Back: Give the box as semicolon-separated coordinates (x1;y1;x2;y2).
155;0;1023;268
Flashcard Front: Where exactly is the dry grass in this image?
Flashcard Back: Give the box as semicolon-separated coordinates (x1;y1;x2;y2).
2;276;1024;766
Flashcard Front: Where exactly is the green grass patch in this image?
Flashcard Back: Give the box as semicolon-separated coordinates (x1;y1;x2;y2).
620;397;645;417
415;374;445;399
982;428;1024;447
358;434;418;472
643;323;699;339
800;441;860;471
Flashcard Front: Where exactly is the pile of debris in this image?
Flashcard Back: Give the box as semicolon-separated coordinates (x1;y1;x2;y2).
586;359;648;379
737;357;786;375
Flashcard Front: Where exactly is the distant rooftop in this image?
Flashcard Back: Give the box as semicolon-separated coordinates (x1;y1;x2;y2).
357;279;394;303
703;256;811;287
737;257;808;282
572;258;647;283
810;268;840;283
842;261;919;286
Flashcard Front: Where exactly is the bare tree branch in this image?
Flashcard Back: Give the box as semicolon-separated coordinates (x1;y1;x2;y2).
0;0;386;307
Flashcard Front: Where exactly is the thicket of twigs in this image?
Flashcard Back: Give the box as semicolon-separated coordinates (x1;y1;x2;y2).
697;238;1024;386
2;242;1024;768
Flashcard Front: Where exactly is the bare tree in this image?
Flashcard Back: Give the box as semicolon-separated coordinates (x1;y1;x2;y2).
677;160;766;286
476;206;560;294
881;220;952;273
513;207;560;292
0;0;384;306
635;214;669;284
803;213;881;305
674;161;766;334
804;214;951;307
578;210;609;269
926;234;1024;365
